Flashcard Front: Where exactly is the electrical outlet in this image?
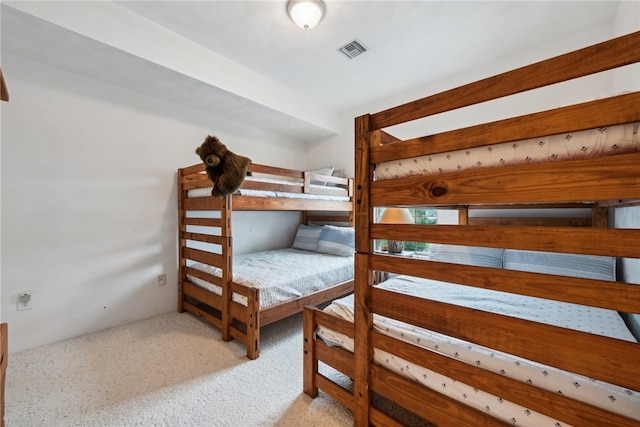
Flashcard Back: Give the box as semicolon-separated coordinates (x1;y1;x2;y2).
157;274;167;287
17;292;32;311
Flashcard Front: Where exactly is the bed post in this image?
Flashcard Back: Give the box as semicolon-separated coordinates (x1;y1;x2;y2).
221;194;233;342
354;113;373;426
303;307;318;397
458;207;469;225
245;287;260;360
591;206;609;227
177;169;186;313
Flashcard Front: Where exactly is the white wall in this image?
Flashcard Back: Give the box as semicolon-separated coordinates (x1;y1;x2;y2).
1;53;306;353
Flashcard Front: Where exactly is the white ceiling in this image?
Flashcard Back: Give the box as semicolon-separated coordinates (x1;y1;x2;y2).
1;1;621;141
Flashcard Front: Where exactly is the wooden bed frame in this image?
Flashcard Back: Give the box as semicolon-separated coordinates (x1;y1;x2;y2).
303;31;640;426
178;162;355;359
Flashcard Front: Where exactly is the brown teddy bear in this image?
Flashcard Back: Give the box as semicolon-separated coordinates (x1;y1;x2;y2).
195;135;252;197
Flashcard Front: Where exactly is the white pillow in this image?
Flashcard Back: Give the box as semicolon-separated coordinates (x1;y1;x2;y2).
306;166;334;186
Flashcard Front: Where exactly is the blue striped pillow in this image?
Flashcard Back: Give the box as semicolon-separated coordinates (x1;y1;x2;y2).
291;225;323;252
503;250;616;281
317;226;355;257
429;244;504;268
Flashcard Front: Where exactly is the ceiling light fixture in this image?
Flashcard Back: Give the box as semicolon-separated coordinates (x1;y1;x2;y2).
287;0;325;30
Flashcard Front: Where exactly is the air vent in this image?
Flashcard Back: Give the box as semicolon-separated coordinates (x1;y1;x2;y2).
338;39;368;60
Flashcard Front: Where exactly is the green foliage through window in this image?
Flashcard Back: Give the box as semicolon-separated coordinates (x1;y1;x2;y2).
376;208;437;253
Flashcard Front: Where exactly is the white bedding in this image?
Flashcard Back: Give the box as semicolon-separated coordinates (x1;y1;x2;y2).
317;275;639;427
375;122;639;180
187;176;350;200
187;248;353;308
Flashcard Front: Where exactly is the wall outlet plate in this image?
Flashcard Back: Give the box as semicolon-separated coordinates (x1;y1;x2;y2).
17;292;32;311
157;274;167;287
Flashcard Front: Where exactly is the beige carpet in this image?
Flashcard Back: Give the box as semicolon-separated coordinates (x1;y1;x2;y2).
5;311;354;426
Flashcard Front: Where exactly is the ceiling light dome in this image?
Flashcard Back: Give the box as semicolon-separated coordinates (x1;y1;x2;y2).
287;0;325;30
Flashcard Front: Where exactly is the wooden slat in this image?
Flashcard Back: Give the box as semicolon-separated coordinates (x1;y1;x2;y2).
228;299;248;324
180;231;225;246
183;162;303;180
183;266;223;288
182;281;222;308
182;217;223;228
305;213;352;224
229;281;250;298
313;307;355;338
179;163;205;176
369;31;640;130
369;408;405;427
370;152;640;207
371;92;640;163
467;216;591;227
248;163;303;179
183;247;224;267
317;339;356;381
260;280;354;326
316;374;355;410
181;176;211;191
372;129;401;146
372;331;640;427
370;254;640;313
370;364;509;427
183;196;225;211
370;287;639;391
370;223;640;258
230;196;352;211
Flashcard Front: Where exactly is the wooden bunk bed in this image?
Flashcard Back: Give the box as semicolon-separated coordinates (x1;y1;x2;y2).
178;162;355;359
303;31;640;426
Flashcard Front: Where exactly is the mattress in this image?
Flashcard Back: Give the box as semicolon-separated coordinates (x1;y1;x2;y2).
187;176;350;200
317;275;639;427
186;248;353;308
375;122;639;180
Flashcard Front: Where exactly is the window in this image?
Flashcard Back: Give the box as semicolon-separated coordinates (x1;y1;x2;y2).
375;207;437;253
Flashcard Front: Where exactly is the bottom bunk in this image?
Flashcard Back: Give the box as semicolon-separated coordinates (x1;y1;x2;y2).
180;224;355;359
303;250;640;427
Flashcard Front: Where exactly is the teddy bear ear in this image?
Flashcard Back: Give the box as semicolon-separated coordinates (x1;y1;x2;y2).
195;147;201;156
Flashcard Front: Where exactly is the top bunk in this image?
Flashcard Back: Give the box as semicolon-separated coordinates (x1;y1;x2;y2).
345;31;640;427
179;162;354;212
355;31;640;213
